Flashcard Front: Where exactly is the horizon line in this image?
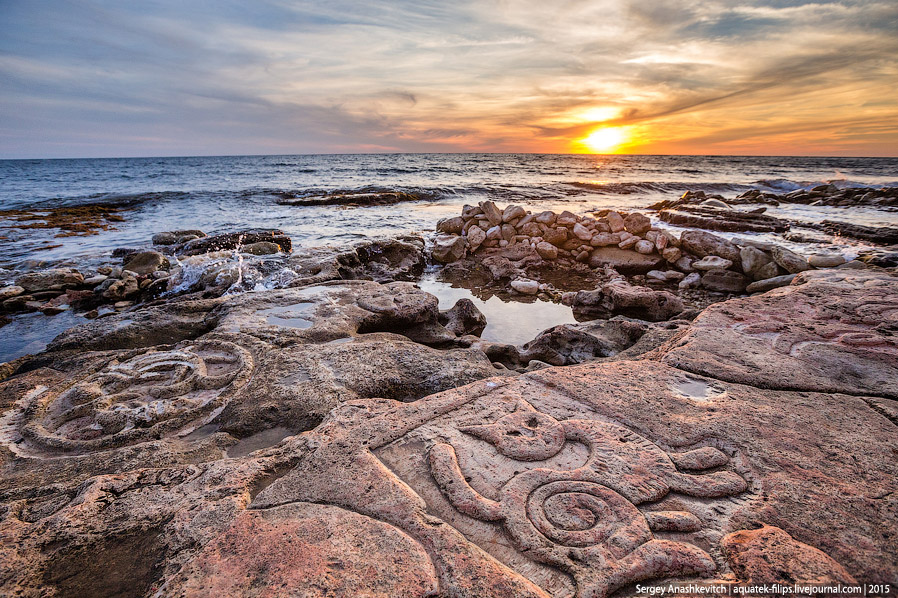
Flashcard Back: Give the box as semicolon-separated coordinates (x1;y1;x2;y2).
2;151;897;161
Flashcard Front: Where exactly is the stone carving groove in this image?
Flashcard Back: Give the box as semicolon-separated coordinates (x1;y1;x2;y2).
428;401;749;598
11;340;253;454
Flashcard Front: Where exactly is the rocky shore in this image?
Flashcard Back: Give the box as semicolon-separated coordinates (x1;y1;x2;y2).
0;188;896;596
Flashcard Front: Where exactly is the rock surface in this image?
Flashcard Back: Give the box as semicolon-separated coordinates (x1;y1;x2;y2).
660;270;898;398
0;248;895;597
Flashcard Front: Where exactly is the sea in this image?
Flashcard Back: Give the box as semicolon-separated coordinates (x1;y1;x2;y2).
1;153;896;360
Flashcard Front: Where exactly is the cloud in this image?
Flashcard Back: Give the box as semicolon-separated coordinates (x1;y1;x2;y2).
0;0;895;157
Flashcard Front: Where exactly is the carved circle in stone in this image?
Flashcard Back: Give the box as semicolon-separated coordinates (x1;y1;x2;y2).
526;480;648;548
16;340;253;454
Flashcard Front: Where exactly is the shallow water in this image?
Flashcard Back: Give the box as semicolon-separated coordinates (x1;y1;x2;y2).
1;154;896;276
1;153;897;361
417;276;578;346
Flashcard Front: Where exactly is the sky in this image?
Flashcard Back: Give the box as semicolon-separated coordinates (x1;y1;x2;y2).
1;0;897;158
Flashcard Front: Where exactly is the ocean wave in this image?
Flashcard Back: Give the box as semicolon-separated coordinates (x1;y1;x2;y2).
565;181;748;195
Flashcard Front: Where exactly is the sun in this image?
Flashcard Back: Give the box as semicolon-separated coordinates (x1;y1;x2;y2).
580;127;627;153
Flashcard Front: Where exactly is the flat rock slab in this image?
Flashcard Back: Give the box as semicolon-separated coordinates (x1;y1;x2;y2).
239;361;894;597
659;270;898;398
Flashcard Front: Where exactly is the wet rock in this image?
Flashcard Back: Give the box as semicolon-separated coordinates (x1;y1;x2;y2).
692;256;733;271
152;229;206;245
179;229;292;256
722;526;856;584
820;220;898;245
241;241;282;256
659;206;788;233
510;279;539;295
588;247;663;274
122;250;169;276
432;234;467;264
700;269;748;292
15;269;84;293
808;254;846;268
439;299;487;337
623;212;651;235
565;281;684;321
856;246;898;268
102;275;140;301
0;286;24;301
771;246;811;273
277;190;425;207
745;274;797;293
680;231;740;263
519;325;615;366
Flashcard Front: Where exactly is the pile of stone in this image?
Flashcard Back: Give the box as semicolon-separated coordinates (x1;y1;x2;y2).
432;201;860;295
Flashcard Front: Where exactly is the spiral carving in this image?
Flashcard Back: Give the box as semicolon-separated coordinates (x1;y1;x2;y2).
527;481;640;548
15;340;253;454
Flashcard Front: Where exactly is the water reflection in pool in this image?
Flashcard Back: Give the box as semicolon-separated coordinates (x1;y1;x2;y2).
417;276;577;346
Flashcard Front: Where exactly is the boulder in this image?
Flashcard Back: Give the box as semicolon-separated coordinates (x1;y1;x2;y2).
535;241;558;260
439;298;487;337
122;251;169;276
543;228;569;247
502;205;526;223
179;229;292;256
431;235;467;264
623;212;651;235
808;254;846;268
0;285;24;301
606;211;625;232
692;256;733;271
437;217;466;234
15;269;84;293
662;247;682;263
740;246;774;280
590;233;618;247
771;246;811;273
566;281;684;321
152;229;206;245
700;269;748;292
509;279;539;295
588;247;664;274
678;272;701;289
746;274;798;293
480;201;503;226
680;231;740;262
572;223;593;241
634;240;655;254
534;211;556;225
241;241;282;256
467;226;486;251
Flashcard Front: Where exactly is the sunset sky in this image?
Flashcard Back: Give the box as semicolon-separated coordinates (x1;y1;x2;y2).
1;1;897;158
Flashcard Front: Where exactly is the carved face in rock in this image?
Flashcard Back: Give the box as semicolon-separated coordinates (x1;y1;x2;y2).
16;340;253;454
461;409;566;461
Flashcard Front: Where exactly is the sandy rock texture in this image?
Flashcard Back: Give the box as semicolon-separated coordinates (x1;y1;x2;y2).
0;270;895;597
